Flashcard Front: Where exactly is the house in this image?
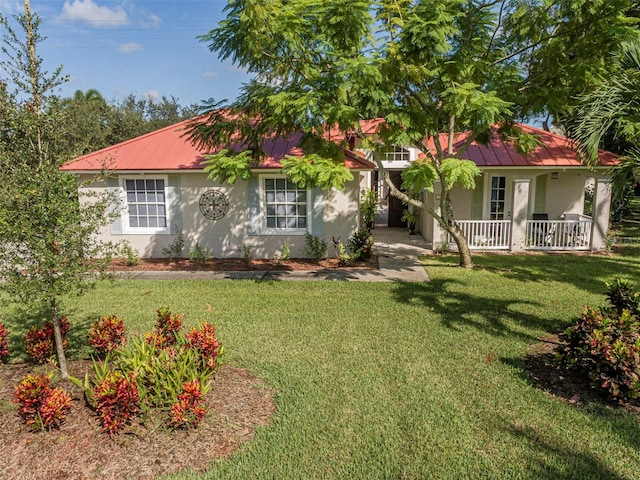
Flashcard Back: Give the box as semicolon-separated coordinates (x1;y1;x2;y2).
62;119;617;259
61;119;375;259
355;124;617;252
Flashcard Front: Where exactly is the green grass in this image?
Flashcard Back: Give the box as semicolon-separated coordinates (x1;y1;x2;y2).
613;197;640;239
2;246;640;479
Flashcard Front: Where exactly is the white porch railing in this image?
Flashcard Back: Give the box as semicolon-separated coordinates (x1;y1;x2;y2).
525;217;592;251
448;220;511;250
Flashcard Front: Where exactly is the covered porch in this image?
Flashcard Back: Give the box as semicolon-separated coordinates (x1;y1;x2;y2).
428;174;614;253
449;215;593;251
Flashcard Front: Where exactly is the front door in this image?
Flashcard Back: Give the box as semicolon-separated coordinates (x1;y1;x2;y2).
388;171;406;227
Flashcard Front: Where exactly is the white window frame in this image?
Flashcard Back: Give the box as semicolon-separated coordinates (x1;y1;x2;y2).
120;175;171;234
487;175;508;220
261;175;311;235
374;145;411;163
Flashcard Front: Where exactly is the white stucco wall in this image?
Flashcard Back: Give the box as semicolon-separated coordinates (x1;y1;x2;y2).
544;171;589;219
78;172;360;259
447;188;474;219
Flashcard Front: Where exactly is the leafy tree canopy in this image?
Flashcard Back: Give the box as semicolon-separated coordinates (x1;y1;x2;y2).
190;0;639;267
0;8;122;377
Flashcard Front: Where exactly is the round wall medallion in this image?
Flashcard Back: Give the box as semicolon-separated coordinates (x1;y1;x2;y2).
199;190;229;220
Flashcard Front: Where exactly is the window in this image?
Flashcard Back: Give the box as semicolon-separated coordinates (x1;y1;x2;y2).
490;176;506;220
124;178;168;230
374;145;411;162
264;178;307;230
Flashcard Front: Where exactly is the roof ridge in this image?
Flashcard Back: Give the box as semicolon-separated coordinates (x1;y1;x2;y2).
71;118;194;162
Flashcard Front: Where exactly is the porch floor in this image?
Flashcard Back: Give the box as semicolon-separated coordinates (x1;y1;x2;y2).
372;227;432;257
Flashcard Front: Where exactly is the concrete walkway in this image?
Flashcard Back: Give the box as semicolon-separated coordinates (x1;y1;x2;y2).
119;228;431;283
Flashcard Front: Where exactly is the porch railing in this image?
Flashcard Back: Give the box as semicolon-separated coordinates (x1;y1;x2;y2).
525;217;592;251
448;220;511;250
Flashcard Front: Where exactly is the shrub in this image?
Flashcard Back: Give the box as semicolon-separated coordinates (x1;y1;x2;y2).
93;370;140;436
0;322;9;363
557;280;640;401
120;240;139;267
347;228;374;261
25;317;70;364
333;241;353;266
185;322;224;370
169;380;207;429
88;315;127;357
83;308;223;434
115;335;217;415
162;228;185;262
39;387;73;431
189;242;213;265
238;244;253;266
145;307;183;349
360;188;378;231
274;242;291;265
606;279;640;316
303;233;327;262
13;372;71;431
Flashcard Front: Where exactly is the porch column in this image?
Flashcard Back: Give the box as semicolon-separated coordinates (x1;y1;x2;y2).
591;177;613;251
510;179;530;252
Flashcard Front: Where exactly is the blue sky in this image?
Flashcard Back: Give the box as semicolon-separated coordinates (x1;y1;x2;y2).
0;0;249;107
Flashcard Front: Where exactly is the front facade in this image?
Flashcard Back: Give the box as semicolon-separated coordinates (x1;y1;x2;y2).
64;120;616;258
359;124;617;252
63;120;373;259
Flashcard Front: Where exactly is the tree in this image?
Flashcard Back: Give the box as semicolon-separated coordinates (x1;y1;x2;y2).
108;94;199;144
56;91;200;157
56;89;113;156
568;39;640;218
189;0;638;268
0;5;119;378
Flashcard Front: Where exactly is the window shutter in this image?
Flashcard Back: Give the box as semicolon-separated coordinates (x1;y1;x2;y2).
247;175;261;235
167;174;182;234
310;187;325;236
107;177;123;235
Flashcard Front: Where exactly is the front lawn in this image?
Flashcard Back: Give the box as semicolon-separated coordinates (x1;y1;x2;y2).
1;245;639;479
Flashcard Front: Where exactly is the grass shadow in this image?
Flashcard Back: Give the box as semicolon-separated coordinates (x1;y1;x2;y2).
500;422;634;479
425;244;640;296
4;304;93;363
392;278;564;342
501;348;640;453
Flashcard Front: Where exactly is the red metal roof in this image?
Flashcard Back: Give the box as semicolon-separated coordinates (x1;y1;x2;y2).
61;119;375;172
431;124;618;167
327;121;617;167
62;120;616;172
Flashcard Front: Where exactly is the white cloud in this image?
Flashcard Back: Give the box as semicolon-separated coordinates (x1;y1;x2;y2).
201;71;219;80
118;42;142;54
0;0;20;14
56;0;128;28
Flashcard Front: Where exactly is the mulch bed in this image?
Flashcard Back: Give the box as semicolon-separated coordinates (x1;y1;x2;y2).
108;257;378;272
522;334;640;418
0;362;275;480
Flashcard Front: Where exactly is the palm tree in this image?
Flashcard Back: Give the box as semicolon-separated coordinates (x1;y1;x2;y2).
569;40;640;209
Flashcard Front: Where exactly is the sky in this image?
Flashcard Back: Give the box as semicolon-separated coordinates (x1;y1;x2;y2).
0;0;250;107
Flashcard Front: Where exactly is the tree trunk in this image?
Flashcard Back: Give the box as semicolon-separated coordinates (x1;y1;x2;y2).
23;0;41;112
376;163;474;267
50;299;69;379
445;222;474;268
440;191;474;268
